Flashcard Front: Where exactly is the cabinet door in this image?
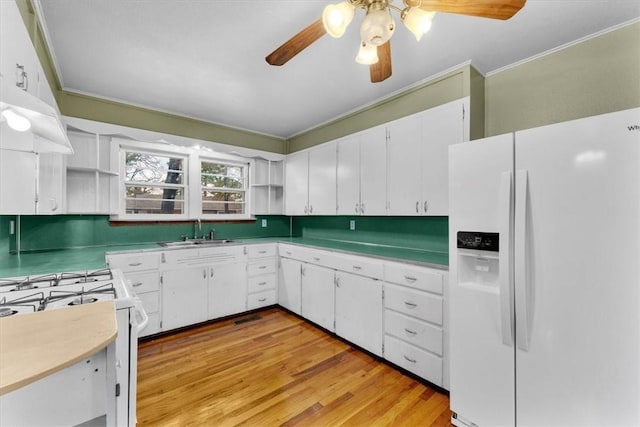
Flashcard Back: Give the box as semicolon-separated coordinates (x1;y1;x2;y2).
387;114;423;215
335;272;383;356
208;262;247;319
421;100;464;215
162;268;208;330
0;149;36;214
278;257;302;314
308;142;337;215
301;263;335;332
359;126;387;215
284;151;308;215
37;152;64;214
336;135;360;215
0;1;38;97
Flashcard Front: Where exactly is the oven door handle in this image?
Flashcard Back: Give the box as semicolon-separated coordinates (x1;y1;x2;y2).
133;297;149;333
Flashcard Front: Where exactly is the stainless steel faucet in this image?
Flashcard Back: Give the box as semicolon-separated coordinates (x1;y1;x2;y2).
194;218;201;239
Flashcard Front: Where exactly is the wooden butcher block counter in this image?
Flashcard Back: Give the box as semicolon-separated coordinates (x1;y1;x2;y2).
0;301;117;395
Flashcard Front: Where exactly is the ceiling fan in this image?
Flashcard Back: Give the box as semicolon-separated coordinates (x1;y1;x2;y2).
266;0;526;83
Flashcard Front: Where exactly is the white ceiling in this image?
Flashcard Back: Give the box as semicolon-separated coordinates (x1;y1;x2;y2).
35;0;639;139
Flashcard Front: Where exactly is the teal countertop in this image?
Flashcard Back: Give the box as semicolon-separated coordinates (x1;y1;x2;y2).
0;238;447;277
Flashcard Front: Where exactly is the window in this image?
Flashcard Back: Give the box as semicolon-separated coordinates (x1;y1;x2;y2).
124;151;186;215
201;160;247;216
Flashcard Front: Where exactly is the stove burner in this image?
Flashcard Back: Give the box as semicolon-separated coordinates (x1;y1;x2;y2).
0;307;18;317
68;297;99;306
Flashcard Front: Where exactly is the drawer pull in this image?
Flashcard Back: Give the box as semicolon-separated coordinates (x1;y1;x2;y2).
258;265;267;270
313;257;321;261
403;355;417;364
132;282;143;287
352;265;362;270
286;251;292;255
404;301;417;308
259;250;267;254
129;262;142;267
258;298;267;302
404;328;417;335
258;282;267;286
404;275;417;282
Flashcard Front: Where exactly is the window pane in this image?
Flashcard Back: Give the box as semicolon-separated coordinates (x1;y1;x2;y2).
126;152;184;185
125;186;184;214
202;190;245;214
201;161;244;188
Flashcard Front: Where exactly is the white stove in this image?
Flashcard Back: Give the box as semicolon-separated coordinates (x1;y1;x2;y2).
0;268;147;427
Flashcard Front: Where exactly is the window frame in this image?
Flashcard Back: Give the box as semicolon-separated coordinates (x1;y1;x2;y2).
200;157;250;219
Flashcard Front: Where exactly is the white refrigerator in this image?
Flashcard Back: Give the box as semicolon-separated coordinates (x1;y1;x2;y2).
448;108;640;426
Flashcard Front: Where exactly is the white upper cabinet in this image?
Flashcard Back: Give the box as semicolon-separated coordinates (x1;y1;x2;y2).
284;150;309;215
336;126;387;216
387;114;423;215
0;1;38;98
388;98;468;216
308;141;337;215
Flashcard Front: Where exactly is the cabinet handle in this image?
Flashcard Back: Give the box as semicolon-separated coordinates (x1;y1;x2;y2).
313;257;321;262
132;282;143;287
203;269;207;279
423;201;428;213
259;265;267;270
286;251;292;256
355;203;359;213
415;201;420;213
352;265;362;270
360;203;365;214
51;198;58;212
304;206;308;214
403;355;417;364
211;268;214;278
258;298;267;302
258;282;267;286
259;250;267;254
161;253;166;263
128;262;142;267
16;64;28;91
309;205;313;214
404;275;417;282
404;301;417;308
404;328;417;335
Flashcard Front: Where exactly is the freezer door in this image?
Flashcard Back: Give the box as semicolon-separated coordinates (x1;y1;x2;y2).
514;108;640;426
449;134;515;426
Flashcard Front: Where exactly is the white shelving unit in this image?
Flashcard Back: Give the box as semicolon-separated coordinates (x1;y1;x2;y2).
251;159;283;215
66;129;118;214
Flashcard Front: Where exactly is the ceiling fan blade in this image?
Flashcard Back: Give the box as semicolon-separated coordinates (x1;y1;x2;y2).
266;19;326;66
407;0;526;20
370;42;392;83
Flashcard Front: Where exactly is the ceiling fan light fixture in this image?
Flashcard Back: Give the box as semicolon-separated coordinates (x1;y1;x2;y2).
360;7;395;46
355;40;379;65
402;8;436;42
322;1;356;38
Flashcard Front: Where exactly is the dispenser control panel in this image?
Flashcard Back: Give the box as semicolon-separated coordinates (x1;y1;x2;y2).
457;231;499;252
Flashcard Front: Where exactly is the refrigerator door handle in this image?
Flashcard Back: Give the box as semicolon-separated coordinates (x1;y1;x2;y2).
515;169;531;351
499;171;514;347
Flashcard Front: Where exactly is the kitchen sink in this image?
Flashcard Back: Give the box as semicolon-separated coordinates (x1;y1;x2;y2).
159;239;235;247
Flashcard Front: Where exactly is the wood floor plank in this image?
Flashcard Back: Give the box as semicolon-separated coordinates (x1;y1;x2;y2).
136;308;452;426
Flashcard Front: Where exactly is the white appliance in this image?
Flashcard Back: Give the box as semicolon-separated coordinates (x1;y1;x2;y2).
448;108;640;426
0;268;148;426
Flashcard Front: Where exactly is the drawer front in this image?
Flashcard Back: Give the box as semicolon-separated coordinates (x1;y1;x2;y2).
138;291;160;314
384;310;443;356
333;253;384;279
385;284;443;325
384;262;443;295
125;271;159;294
107;253;160;272
278;244;307;261
384;335;443;386
248;273;276;293
139;312;161;338
247;244;277;259
248;259;277;276
247;289;277;309
302;249;339;269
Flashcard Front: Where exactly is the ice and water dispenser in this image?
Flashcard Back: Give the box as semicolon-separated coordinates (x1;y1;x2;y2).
456;231;500;288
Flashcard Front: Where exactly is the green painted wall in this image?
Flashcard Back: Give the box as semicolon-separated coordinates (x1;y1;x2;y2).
292;216;448;255
485;22;640;136
7;215;290;253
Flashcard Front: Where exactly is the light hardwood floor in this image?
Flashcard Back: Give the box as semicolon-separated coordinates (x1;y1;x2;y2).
137;308;452;426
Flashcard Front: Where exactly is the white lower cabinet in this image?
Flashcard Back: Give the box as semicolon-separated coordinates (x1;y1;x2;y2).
278;257;302;314
208;263;247;319
335;271;383;357
161;267;209;330
301;263;335;332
